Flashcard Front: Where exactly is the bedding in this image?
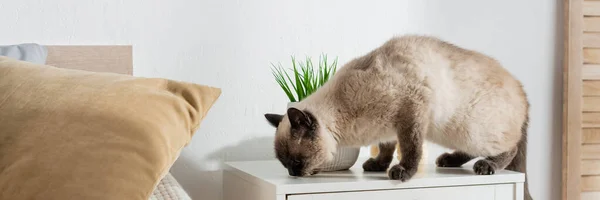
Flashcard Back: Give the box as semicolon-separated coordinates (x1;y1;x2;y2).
0;56;220;200
0;43;47;64
150;173;192;200
0;44;194;199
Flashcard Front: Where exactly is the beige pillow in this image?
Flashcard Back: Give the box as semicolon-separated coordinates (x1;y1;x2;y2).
0;56;221;200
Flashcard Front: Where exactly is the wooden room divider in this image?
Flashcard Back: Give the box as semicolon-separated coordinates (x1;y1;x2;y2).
564;0;600;199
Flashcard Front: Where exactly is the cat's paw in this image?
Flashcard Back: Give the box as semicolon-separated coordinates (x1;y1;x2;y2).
388;164;416;182
473;160;496;175
436;152;464;167
362;158;391;172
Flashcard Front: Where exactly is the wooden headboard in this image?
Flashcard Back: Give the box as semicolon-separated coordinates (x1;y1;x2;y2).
45;45;132;75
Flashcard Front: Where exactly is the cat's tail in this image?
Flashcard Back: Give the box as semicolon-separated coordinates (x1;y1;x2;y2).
506;111;532;200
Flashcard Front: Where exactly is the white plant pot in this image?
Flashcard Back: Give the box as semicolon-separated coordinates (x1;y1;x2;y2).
320;146;361;171
287;102;360;171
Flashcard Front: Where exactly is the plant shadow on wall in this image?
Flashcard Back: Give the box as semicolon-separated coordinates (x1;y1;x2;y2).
205;136;277;166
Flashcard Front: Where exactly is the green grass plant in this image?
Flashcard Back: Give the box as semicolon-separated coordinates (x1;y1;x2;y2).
270;54;338;102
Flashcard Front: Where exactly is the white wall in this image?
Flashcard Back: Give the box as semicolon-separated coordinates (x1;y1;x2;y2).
0;1;562;199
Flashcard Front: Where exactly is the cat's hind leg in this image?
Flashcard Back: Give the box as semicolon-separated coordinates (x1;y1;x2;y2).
473;147;518;175
363;141;397;172
435;151;475;167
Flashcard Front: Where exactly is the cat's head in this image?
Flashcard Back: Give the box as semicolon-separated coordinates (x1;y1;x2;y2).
264;108;336;177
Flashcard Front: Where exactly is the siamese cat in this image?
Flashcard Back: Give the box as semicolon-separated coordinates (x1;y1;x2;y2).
265;35;532;200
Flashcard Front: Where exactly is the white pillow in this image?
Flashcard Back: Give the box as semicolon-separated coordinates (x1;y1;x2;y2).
0;43;47;64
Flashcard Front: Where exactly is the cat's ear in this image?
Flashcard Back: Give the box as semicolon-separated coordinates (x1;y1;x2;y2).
287;108;312;130
264;113;283;127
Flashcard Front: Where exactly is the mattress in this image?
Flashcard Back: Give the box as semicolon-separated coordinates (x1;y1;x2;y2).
150;173;191;200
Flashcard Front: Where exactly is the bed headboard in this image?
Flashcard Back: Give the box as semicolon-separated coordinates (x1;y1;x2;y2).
45;45;132;75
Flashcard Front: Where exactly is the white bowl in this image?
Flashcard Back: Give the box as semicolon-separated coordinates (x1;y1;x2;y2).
287;102;360;171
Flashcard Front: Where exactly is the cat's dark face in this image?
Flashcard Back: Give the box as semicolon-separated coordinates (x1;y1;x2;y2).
265;108;333;176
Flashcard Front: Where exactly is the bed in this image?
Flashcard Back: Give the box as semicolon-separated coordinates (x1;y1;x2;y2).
0;44;193;200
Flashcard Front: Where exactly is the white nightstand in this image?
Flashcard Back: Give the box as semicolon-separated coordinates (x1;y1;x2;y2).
223;158;525;200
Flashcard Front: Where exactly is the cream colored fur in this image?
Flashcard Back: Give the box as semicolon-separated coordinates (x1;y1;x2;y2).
288;35;528;158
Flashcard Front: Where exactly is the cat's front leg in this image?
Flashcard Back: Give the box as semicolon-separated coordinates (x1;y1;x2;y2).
388;108;428;182
363;141;397;171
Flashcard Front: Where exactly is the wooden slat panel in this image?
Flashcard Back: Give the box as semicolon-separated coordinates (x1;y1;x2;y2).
584;81;600;96
565;0;585;199
584;128;600;144
584;33;600;48
584;1;600;16
583;192;600;200
583;160;600;175
585;17;600;32
584;97;600;111
583;65;600;80
584;113;600;127
583;144;600;159
583;176;600;191
586;49;600;63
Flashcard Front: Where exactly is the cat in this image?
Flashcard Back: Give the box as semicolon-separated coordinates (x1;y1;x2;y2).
264;35;532;200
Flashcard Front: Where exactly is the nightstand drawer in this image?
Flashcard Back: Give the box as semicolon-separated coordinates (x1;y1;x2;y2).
287;184;516;200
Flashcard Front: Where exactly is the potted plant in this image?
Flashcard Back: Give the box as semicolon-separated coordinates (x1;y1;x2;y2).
270;55;360;171
270;55;337;104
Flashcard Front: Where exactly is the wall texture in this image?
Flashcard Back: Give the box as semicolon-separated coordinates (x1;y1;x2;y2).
0;0;561;199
